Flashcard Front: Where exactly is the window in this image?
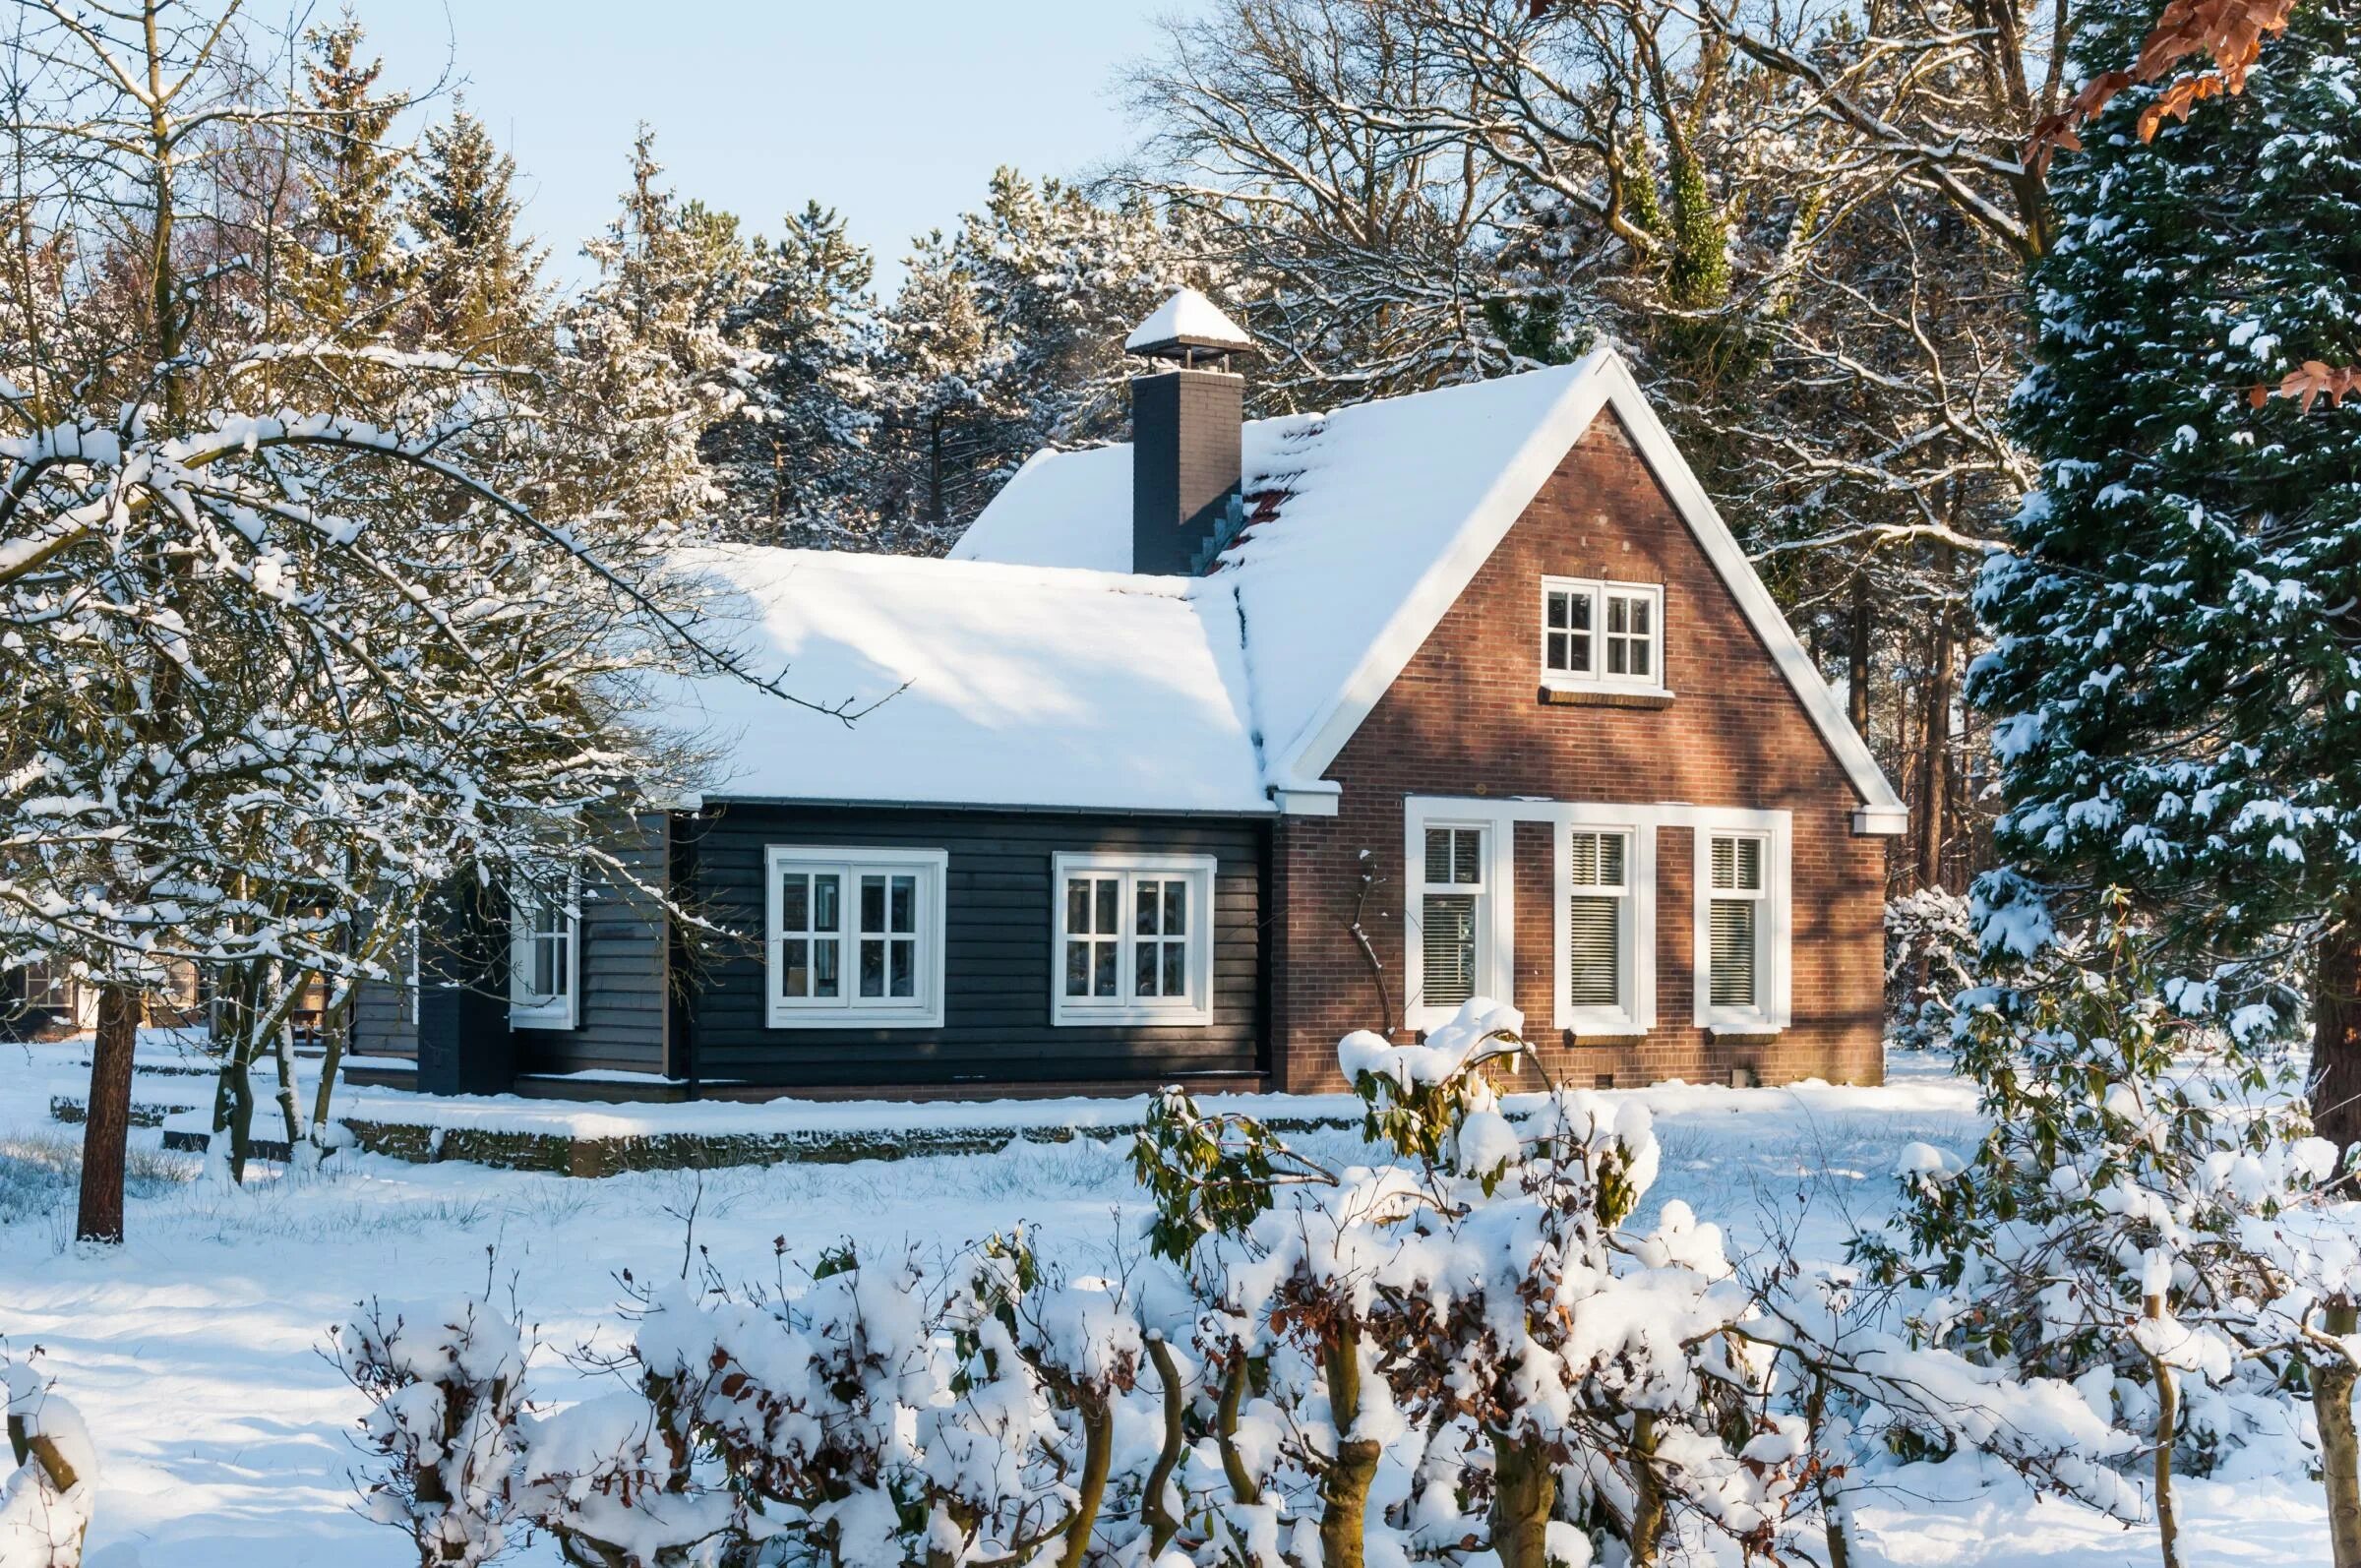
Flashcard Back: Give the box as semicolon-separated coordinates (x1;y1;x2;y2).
766;847;946;1028
1694;821;1789;1032
1413;822;1490;1016
510;873;579;1030
1542;578;1666;694
1565;830;1628;1008
1052;854;1215;1025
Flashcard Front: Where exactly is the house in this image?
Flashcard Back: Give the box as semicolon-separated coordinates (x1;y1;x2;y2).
350;291;1905;1101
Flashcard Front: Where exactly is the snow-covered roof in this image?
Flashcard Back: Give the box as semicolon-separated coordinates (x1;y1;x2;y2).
655;548;1269;814
955;349;1907;829
1124;288;1256;356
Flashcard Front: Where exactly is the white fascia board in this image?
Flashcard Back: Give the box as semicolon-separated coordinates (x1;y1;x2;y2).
1268;349;1907;835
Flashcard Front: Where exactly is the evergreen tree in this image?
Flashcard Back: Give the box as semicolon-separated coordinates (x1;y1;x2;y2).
557;128;742;532
406;100;544;361
1969;0;2361;1144
701;201;878;545
870;226;999;548
281;11;411;344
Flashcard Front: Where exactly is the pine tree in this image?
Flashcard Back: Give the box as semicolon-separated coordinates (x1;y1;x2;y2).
556;128;742;533
406;100;544;362
1969;0;2361;1143
701;201;878;545
281;11;412;344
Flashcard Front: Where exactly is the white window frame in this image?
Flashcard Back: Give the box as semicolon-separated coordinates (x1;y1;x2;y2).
1404;809;1517;1032
1692;814;1791;1034
765;846;947;1029
1552;811;1657;1036
1050;853;1217;1027
1540;576;1669;696
510;870;580;1031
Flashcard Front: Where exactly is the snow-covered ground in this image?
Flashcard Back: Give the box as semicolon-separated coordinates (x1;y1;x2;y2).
0;1040;2331;1566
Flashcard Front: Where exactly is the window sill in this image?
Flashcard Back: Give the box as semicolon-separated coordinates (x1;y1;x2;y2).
510;1004;576;1031
1539;684;1674;709
1703;1014;1785;1038
1554;1013;1650;1038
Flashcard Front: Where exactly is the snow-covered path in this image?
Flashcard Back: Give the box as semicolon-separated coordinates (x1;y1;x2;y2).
0;1048;2329;1565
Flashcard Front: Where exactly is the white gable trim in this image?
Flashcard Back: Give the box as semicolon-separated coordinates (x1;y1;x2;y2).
1269;351;1907;835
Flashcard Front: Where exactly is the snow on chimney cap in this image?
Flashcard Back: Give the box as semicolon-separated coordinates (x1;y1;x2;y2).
1125;287;1255;362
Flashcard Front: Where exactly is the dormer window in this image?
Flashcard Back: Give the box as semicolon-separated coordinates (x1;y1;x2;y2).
1542;577;1666;695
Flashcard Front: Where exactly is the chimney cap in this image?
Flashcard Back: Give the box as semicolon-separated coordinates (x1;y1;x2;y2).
1125;287;1255;364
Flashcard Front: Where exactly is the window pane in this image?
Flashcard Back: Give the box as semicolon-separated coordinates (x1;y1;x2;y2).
1065;939;1090;996
1600;832;1626;887
814;874;840;932
1424;828;1454;884
1568;894;1621;1008
1568;593;1591;630
1067;879;1090;935
889;874;916;934
1423;893;1477;1006
1094;941;1118;997
1136;879;1160;936
1094;878;1118;935
1164;880;1186;935
1136;939;1159;995
1631;638;1651;678
814;937;840;997
1454;828;1483;884
1630;597;1651;634
1607;596;1628;635
1569;631;1592;672
781;874;809;934
1163;940;1186;998
1567;831;1599;885
1711;836;1735;891
861;874;884;935
1546;632;1568;671
1547;591;1568;630
530;936;557;998
889;938;914;998
1735;837;1763;891
1607;637;1628;676
860;936;884;998
781;938;809;997
1711;900;1757;1007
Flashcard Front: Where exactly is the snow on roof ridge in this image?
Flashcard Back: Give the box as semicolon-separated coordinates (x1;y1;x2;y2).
1124;287;1256;354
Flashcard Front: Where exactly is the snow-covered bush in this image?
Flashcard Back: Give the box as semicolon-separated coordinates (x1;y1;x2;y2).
332;1297;528;1568
1883;887;1979;1050
1;1350;97;1568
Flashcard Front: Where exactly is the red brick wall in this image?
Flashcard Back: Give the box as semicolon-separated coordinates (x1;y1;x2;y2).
1269;411;1888;1091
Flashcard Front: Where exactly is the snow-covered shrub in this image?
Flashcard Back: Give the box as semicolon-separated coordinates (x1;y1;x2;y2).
1;1350;97;1568
332;1297;527;1568
1884;887;1979;1050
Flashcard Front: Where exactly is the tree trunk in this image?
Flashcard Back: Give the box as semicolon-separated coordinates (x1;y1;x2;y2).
75;984;143;1243
1806;1371;1852;1568
1058;1392;1113;1568
1217;1353;1261;1504
1629;1410;1666;1566
270;1006;303;1147
2318;1301;2361;1568
2144;1286;2182;1568
1916;594;1955;894
1489;1431;1554;1568
2313;917;2361;1166
1143;1338;1187;1555
1847;570;1871;739
1319;1327;1382;1568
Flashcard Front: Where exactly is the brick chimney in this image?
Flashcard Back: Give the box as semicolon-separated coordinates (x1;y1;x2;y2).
1126;289;1255;575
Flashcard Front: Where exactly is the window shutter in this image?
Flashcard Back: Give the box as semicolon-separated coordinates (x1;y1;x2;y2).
1423;893;1478;1006
1710;898;1756;1007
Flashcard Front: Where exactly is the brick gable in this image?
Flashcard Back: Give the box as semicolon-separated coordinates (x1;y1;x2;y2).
1269;409;1887;1090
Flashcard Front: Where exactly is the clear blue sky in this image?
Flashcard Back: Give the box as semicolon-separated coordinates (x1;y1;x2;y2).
362;1;1175;294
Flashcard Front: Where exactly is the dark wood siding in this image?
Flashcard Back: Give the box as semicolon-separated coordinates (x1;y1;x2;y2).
684;805;1270;1090
512;814;672;1078
350;962;418;1062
